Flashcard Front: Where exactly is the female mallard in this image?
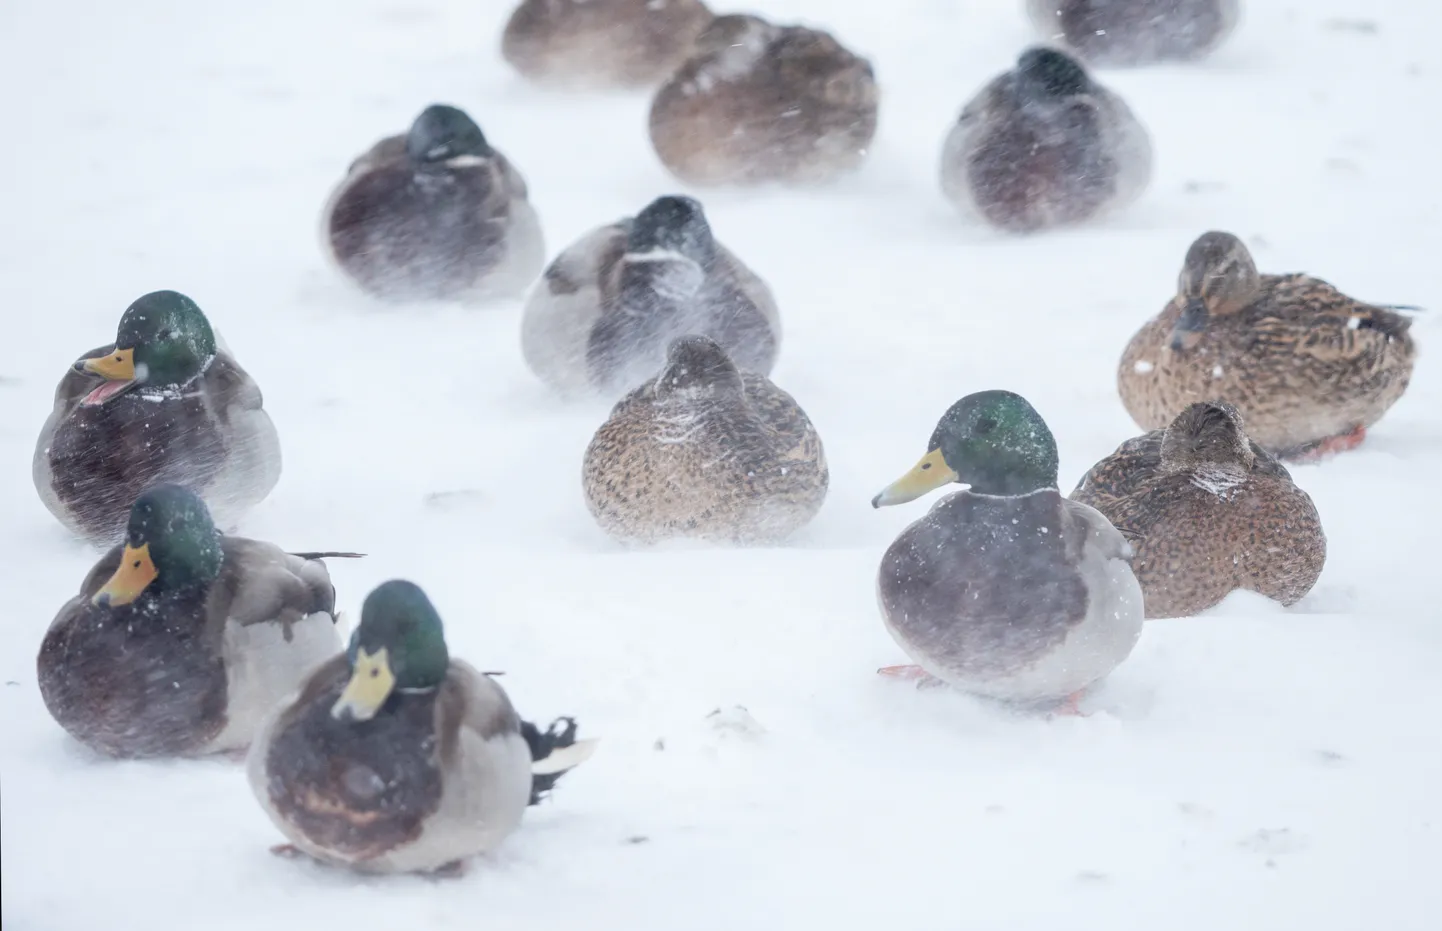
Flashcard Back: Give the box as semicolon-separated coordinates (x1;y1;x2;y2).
871;390;1144;710
323;103;545;302
648;14;878;185
248;580;596;875
33;290;281;546
1071;402;1325;618
582;335;827;544
37;485;350;759
940;46;1152;233
502;0;713;89
1118;231;1418;459
1026;0;1241;67
521;195;780;397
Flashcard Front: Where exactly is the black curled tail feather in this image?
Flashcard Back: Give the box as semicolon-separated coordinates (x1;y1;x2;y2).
521;716;582;806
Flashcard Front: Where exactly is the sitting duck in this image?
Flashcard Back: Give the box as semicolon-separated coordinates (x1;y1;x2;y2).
37;485;351;758
872;390;1144;711
322;103;545;302
1117;231;1417;459
502;0;714;89
521;195;780;397
1071;401;1325;618
248;579;596;875
1026;0;1242;68
940;46;1152;233
33;289;281;546
583;336;828;545
648;14;879;185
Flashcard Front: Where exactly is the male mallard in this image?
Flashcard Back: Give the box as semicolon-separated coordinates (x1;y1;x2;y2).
940;46;1152;233
37;485;350;759
33;290;281;546
648;14;878;186
871;390;1144;710
248;580;596;875
1071;401;1325;618
1026;0;1241;67
1117;231;1418;459
521;195;780;397
322;104;545;302
502;0;714;89
583;335;827;544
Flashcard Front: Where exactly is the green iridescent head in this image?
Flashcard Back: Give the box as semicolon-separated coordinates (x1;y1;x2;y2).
92;485;224;607
332;580;451;722
76;290;217;393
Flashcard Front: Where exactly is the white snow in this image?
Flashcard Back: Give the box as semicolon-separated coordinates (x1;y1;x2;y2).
3;1;1442;930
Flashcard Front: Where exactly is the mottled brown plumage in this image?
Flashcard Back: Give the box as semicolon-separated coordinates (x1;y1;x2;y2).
648;14;878;186
582;336;827;544
1118;231;1417;457
1027;0;1240;67
502;0;713;89
1072;402;1326;618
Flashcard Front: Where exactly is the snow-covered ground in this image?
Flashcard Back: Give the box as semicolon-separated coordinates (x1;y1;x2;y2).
4;0;1441;927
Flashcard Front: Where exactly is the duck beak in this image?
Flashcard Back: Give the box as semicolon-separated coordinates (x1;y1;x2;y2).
872;448;958;508
92;543;157;607
78;347;137;381
1168;299;1208;353
332;647;396;722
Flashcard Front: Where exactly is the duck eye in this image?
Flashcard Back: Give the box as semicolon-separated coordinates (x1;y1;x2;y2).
976;417;998;434
369;667;380;678
133;560;141;568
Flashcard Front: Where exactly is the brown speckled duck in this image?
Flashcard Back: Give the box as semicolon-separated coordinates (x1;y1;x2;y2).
322;104;544;302
502;0;713;89
1072;402;1326;619
582;336;827;544
1118;231;1418;460
521;195;780;397
1027;0;1241;67
940;46;1152;233
648;14;878;186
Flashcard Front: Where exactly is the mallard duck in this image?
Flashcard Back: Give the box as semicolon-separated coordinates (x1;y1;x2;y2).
1118;231;1418;459
940;46;1152;233
1026;0;1241;67
871;390;1144;710
248;580;596;875
1071;402;1325;618
36;485;351;758
502;0;714;89
582;335;827;544
33;290;282;546
521;195;780;397
648;14;878;185
322;103;545;302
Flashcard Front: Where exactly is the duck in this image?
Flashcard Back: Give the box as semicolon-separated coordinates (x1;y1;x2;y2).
502;0;714;89
1071;401;1325;618
1117;231;1418;460
322;103;545;303
582;335;827;545
940;46;1152;233
648;14;879;185
248;579;596;876
1026;0;1242;67
33;289;282;546
37;484;352;759
871;390;1144;711
521;194;780;397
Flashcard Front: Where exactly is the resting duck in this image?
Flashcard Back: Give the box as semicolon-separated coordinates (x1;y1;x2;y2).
37;485;351;758
1026;0;1242;67
521;194;780;397
583;335;828;544
872;390;1144;711
502;0;714;89
33;289;281;546
1118;231;1418;459
940;46;1152;233
322;103;545;302
648;14;879;185
1071;401;1325;618
248;579;596;875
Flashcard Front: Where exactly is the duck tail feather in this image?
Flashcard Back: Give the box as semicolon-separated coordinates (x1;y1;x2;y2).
521;716;598;805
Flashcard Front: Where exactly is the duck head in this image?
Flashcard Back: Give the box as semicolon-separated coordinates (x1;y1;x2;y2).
1159;401;1255;472
1170;231;1261;353
406;104;493;166
332;580;451;722
653;335;746;398
76;290;217;405
626;195;717;267
1013;46;1092;102
92;485;224;608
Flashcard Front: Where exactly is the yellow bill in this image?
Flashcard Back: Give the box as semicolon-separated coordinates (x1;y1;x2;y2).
332;647;396;721
93;543;157;606
82;347;137;381
871;447;958;508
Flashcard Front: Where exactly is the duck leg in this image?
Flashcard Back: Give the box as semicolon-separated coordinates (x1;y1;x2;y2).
1281;425;1367;462
1050;691;1089;718
877;665;947;690
269;844;304;859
